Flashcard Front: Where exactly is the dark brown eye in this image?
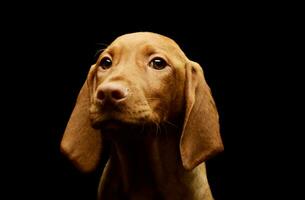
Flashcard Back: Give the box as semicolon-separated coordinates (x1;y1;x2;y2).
99;57;112;70
149;57;168;70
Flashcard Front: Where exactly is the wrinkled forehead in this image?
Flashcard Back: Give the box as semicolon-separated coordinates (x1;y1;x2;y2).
106;32;187;60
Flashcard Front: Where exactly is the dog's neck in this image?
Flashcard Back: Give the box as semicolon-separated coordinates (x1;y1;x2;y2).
102;124;213;199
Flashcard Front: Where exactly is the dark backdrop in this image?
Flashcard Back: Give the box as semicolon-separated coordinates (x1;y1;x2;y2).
3;6;272;200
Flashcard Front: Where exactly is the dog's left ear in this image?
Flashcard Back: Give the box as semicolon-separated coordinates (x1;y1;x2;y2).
180;61;224;170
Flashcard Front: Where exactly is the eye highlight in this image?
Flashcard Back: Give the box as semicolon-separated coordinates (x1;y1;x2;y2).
99;57;112;70
149;57;168;70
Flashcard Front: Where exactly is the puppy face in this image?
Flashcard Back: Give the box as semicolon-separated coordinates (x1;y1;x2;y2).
89;32;188;129
61;32;223;172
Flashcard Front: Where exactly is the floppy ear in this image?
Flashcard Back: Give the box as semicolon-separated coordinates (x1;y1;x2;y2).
60;65;104;173
180;61;224;170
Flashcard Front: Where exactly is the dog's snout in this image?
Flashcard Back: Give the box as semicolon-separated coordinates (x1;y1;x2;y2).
96;83;128;103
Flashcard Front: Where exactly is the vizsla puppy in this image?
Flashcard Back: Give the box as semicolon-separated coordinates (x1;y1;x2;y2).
61;32;223;200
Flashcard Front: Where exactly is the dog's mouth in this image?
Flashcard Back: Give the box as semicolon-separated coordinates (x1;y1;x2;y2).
90;104;156;130
90;113;147;131
97;119;128;131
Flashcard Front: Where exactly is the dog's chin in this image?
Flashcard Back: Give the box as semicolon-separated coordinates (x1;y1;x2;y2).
91;118;143;132
97;119;122;131
89;109;160;133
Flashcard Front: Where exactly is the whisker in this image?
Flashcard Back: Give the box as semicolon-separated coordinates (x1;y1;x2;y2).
94;42;109;58
154;122;161;137
146;97;160;101
161;123;168;138
96;42;109;48
95;48;106;57
139;123;145;135
164;120;178;129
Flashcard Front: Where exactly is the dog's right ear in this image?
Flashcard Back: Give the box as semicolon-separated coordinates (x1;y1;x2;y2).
60;65;104;173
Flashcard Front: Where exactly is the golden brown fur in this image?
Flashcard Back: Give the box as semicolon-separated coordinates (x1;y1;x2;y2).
60;32;223;200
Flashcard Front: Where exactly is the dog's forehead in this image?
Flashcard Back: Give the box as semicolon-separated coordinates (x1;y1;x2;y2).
109;32;184;53
114;32;176;44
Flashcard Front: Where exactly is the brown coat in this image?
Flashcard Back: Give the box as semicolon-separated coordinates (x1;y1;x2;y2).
60;32;223;200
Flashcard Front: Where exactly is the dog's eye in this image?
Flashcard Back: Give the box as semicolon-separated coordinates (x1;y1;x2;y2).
149;57;168;70
99;57;112;70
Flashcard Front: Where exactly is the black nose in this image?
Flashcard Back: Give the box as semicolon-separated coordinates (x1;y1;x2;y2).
96;83;128;103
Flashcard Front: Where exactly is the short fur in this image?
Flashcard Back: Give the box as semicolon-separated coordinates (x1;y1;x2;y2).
61;32;223;200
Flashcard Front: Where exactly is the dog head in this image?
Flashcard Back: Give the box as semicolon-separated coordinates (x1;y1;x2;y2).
60;32;223;172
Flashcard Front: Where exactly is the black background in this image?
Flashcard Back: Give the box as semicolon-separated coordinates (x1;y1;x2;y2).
3;3;292;200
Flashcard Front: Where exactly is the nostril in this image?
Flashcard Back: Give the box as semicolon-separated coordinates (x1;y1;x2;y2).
97;90;105;101
111;89;127;100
